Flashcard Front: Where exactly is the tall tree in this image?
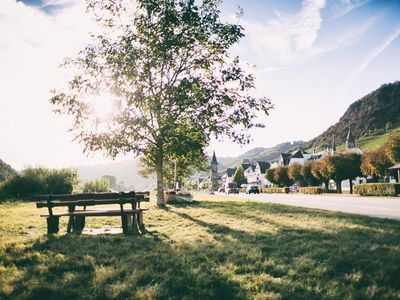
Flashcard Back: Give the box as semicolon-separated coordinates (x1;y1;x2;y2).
233;166;247;187
50;0;272;206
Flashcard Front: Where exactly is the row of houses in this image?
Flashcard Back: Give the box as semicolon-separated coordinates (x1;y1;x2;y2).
220;160;271;188
208;127;365;190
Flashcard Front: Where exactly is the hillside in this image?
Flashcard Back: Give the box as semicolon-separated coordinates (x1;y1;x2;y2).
307;81;400;149
0;159;16;182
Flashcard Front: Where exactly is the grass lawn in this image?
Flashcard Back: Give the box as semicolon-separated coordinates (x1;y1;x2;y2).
1;194;400;299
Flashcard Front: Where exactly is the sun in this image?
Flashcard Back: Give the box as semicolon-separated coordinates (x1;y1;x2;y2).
86;92;116;121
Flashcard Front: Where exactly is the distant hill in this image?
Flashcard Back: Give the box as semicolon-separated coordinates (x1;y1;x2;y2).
0;159;16;182
307;81;400;149
216;141;305;170
76;159;155;191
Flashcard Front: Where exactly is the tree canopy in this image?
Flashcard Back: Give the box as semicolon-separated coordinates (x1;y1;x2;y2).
360;149;392;178
50;0;272;205
385;133;400;164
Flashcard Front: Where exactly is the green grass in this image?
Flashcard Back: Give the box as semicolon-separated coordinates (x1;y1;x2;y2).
1;194;400;299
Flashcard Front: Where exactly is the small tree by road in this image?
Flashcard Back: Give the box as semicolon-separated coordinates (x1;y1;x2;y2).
318;153;361;194
385;133;400;164
288;163;304;186
273;166;292;187
301;161;321;186
233;166;247;187
361;148;392;180
265;168;276;186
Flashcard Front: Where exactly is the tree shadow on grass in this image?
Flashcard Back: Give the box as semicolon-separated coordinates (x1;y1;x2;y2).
197;200;400;232
2;232;246;300
168;202;400;299
2;200;400;300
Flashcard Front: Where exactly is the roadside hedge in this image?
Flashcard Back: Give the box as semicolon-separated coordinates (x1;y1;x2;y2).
354;183;400;197
261;187;289;194
299;186;324;195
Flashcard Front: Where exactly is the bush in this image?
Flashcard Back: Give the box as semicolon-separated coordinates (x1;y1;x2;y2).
81;179;111;193
261;187;289;194
0;167;78;200
354;183;400;196
299;186;324;195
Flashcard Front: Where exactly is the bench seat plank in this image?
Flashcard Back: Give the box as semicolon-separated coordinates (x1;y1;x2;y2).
36;198;149;208
40;208;149;217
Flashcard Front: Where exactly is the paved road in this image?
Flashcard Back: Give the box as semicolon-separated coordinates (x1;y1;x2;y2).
217;192;400;221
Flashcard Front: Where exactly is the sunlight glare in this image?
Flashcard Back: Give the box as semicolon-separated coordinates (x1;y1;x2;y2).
86;92;116;121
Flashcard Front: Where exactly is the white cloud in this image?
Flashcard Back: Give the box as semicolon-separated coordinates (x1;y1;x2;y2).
241;0;326;67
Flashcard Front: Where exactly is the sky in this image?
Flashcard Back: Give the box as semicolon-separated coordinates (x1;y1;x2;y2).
1;0;400;169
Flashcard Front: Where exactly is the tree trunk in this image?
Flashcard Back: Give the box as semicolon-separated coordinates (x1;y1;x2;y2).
173;160;177;192
336;180;342;194
349;178;353;194
324;180;329;192
156;156;164;206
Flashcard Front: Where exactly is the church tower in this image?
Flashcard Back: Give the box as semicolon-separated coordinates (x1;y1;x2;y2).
210;151;219;191
331;135;336;155
346;126;356;149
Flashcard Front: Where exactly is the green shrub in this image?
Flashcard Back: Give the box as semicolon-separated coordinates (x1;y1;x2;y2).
261;187;289;194
0;167;78;200
81;178;111;193
299;186;324;194
0;159;16;182
354;183;400;196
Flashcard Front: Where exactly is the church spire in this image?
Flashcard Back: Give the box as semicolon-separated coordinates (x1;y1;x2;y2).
346;126;355;149
210;151;219;192
211;151;218;165
331;135;336;154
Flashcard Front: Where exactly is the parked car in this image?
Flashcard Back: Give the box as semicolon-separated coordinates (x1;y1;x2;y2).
246;185;259;194
290;185;300;193
218;187;225;193
225;182;239;194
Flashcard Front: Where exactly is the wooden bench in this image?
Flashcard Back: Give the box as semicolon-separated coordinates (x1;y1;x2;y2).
35;191;150;235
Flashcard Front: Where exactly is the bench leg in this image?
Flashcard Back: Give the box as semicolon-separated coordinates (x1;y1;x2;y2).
67;216;74;233
137;211;148;234
47;216;60;235
73;216;85;234
121;214;133;235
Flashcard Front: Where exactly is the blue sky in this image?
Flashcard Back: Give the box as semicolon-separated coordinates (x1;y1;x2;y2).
1;0;400;168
